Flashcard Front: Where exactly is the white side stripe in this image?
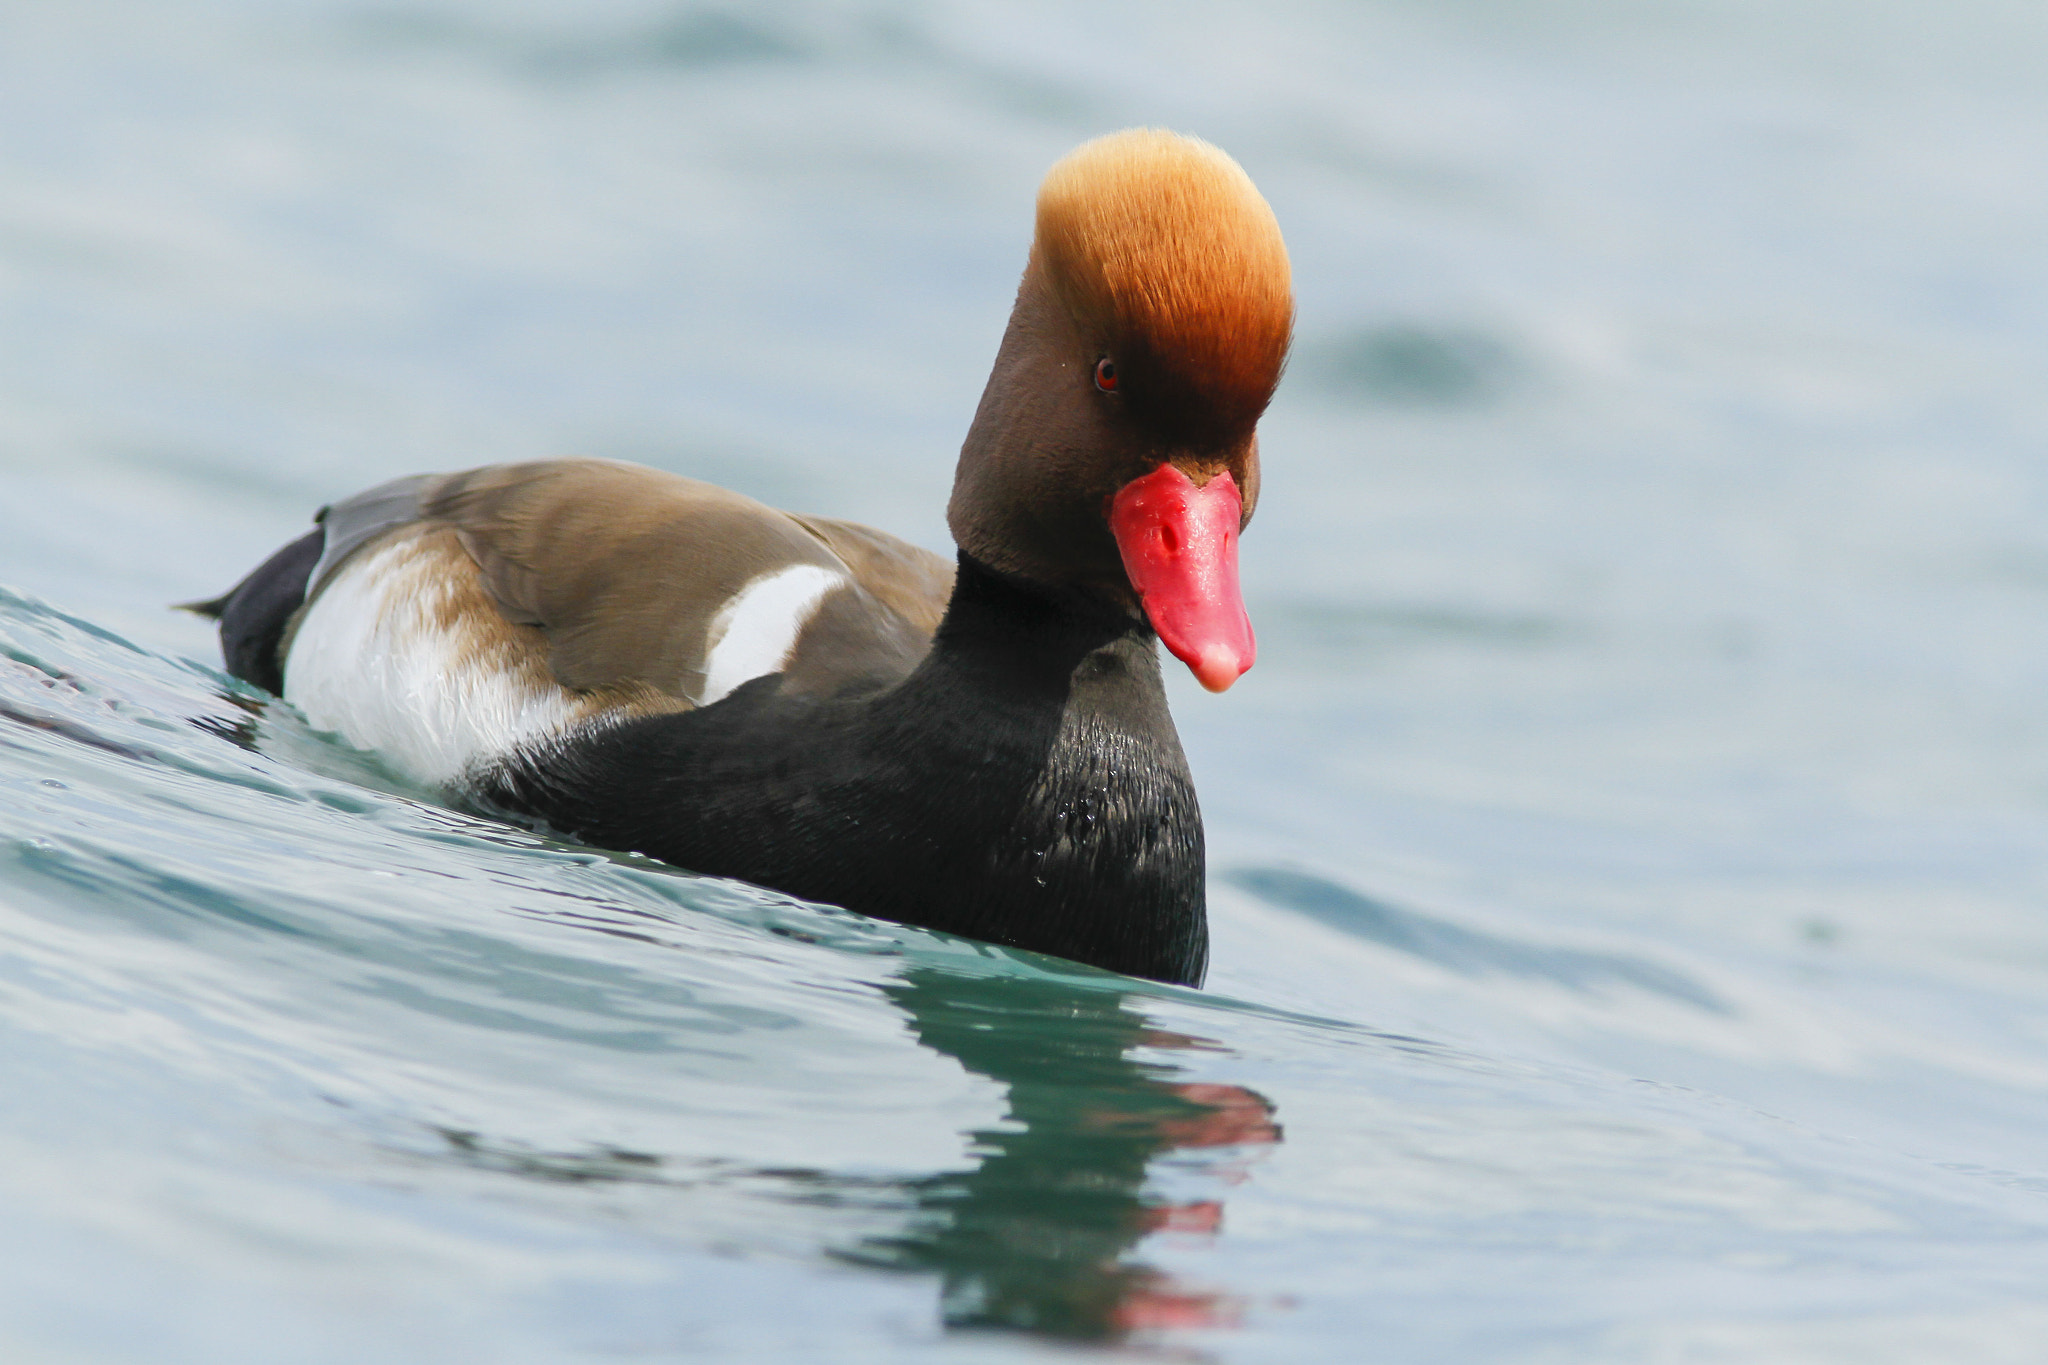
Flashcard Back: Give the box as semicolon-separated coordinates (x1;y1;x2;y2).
699;564;845;705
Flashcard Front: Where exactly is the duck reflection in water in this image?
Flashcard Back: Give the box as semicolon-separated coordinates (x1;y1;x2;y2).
411;909;1279;1344
849;964;1281;1341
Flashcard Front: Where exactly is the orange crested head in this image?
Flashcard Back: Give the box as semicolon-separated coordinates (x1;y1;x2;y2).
1033;128;1294;449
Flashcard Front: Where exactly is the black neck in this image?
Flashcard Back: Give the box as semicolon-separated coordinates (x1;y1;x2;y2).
899;556;1209;982
488;553;1209;986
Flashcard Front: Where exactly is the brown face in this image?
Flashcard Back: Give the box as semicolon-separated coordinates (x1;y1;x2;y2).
945;266;1247;597
1093;361;1263;527
947;130;1291;653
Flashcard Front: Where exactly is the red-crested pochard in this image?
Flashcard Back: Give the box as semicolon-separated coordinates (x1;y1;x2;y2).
192;129;1293;986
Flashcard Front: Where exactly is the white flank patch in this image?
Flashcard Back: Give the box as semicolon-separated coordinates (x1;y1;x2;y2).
284;538;587;790
698;563;845;705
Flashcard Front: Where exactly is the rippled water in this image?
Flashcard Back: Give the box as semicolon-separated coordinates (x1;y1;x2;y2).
10;2;2048;1360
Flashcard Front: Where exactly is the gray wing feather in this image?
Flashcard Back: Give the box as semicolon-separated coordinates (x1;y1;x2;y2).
306;474;435;601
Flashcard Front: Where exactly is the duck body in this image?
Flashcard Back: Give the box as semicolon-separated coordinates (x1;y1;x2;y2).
485;554;1206;983
204;464;1206;982
195;130;1293;988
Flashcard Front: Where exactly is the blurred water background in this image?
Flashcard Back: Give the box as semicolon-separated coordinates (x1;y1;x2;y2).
7;1;2048;1360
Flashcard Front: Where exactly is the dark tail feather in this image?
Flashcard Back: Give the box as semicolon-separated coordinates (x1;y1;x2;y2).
176;593;231;619
190;528;325;695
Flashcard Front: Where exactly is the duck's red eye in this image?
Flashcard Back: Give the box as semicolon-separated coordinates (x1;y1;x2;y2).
1094;357;1118;393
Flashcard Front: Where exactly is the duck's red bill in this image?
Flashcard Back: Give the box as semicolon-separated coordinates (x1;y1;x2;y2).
1109;463;1255;692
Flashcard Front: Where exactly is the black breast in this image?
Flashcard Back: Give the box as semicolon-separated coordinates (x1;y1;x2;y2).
480;556;1209;986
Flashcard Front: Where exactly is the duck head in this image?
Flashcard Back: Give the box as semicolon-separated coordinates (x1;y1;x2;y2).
948;128;1294;693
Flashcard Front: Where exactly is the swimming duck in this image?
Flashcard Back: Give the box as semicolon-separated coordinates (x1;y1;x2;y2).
193;129;1293;987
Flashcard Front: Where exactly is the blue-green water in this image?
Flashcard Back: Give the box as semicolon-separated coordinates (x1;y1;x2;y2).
10;2;2048;1359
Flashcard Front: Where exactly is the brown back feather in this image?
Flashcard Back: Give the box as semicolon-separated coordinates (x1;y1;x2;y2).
412;460;952;703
